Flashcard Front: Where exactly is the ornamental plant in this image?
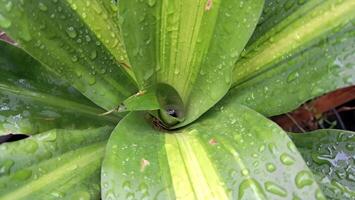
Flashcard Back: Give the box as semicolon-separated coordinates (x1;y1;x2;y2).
0;0;354;199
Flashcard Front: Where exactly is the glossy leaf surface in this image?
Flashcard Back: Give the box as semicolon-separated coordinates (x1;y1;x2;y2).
0;126;113;200
0;41;117;136
0;0;138;111
290;129;355;200
102;101;323;199
224;0;355;117
119;0;264;127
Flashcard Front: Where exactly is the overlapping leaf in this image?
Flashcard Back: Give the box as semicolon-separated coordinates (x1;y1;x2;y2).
0;0;138;111
102;101;324;200
0;126;113;200
290;129;355;200
224;0;355;117
0;41;117;136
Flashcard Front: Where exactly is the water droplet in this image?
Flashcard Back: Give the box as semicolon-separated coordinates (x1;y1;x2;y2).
287;141;297;153
123;181;131;191
241;169;249;176
174;68;180;75
287;71;299;83
139;183;148;194
40;131;57;142
266;163;276;172
238;179;266;200
90;50;97;60
315;188;326;200
0;159;14;175
295;170;314;188
258;145;265;152
66;26;77;38
71;55;78;62
280;153;295;165
126;192;135;200
38;2;48;11
264;181;287;197
12;169;32;181
268;143;277;155
147;0;156;7
25;140;39;153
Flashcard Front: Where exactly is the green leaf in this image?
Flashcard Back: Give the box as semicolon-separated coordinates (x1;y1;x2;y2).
0;126;113;200
0;41;117;136
102;101;324;199
119;0;264;127
289;129;355;200
0;0;138;111
224;0;355;117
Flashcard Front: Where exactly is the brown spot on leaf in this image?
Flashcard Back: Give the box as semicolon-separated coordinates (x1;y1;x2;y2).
140;158;150;172
205;0;213;11
209;138;218;145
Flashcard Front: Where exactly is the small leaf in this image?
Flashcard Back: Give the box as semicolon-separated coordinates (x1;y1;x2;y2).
289;129;355;200
0;126;113;200
102;101;323;199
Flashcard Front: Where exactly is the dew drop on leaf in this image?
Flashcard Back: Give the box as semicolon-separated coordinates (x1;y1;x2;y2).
295;170;314;188
38;2;48;11
25;139;39;153
266;163;276;172
66;26;77;38
0;159;14;176
238;178;265;200
287;71;299;83
264;181;287;197
280;153;295;165
147;0;157;7
122;180;131;191
12;169;32;181
241;169;249;176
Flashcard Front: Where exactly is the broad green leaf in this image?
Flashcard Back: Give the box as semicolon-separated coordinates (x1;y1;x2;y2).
0;126;113;200
232;0;355;84
289;129;355;200
0;41;117;136
0;0;138;111
119;0;264;127
224;0;355;117
248;0;324;45
102;102;324;199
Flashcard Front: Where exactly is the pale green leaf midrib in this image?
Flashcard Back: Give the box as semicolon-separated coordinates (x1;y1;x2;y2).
232;0;355;86
0;143;105;200
165;132;228;199
158;0;221;101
